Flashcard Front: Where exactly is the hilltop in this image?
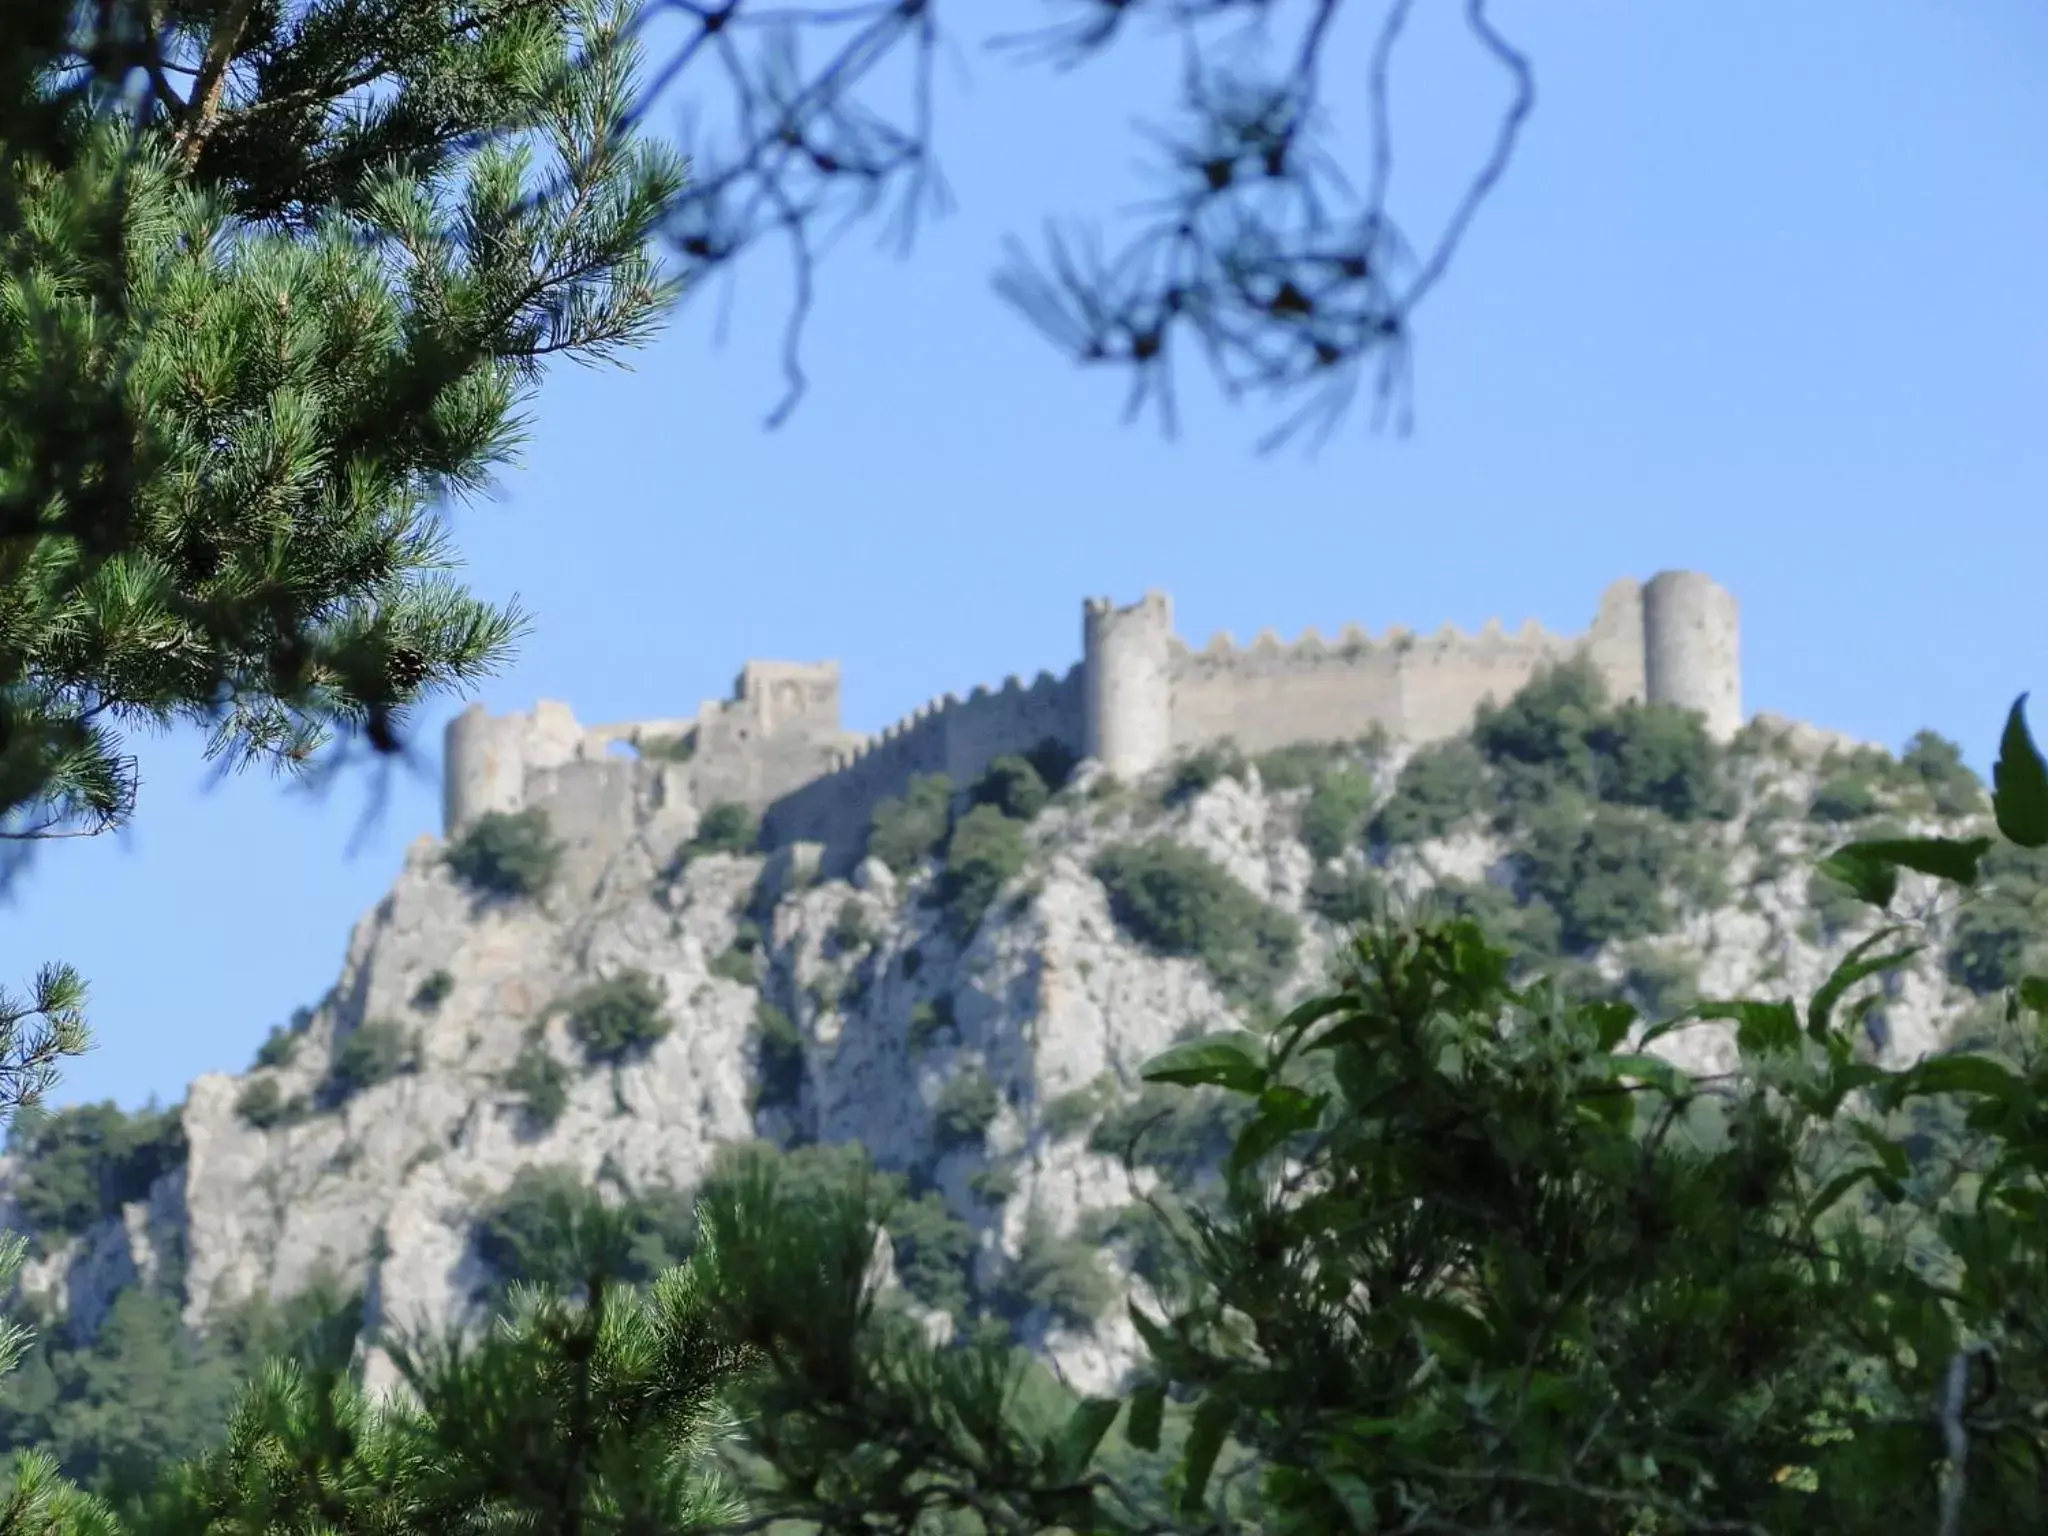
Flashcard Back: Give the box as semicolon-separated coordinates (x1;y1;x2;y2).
0;657;2028;1491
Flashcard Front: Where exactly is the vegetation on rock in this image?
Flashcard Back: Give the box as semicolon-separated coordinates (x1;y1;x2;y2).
444;810;564;901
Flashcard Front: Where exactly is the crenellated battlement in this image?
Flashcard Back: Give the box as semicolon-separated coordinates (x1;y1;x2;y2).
443;571;1742;873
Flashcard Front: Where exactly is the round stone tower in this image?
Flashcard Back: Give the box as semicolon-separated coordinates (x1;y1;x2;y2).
442;703;531;836
1642;570;1742;742
1082;590;1175;780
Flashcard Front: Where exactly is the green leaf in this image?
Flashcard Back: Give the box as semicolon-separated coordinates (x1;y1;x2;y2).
1903;1053;2028;1104
1849;1121;1910;1181
1995;695;2048;849
1141;1034;1268;1095
1125;1382;1166;1453
1581;999;1638;1051
2019;975;2048;1018
1179;1395;1233;1513
1805;1166;1879;1226
1807;929;1919;1041
1829;836;1994;892
1816;848;1897;910
1052;1397;1121;1482
1226;1085;1326;1178
1607;1052;1692;1101
1697;998;1801;1056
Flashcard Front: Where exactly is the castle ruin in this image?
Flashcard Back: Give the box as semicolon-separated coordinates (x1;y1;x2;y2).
442;570;1741;873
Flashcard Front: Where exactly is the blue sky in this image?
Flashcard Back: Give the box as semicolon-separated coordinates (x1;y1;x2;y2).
6;0;2046;1112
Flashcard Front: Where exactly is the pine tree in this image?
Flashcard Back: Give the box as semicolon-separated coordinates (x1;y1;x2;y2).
0;0;683;1109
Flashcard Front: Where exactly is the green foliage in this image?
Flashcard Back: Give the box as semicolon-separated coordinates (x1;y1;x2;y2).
250;1010;310;1071
907;996;957;1054
1369;737;1493;844
707;944;762;988
471;1166;696;1306
1900;729;1986;815
233;1078;307;1132
884;1191;977;1321
411;970;455;1011
1039;1076;1118;1141
1159;743;1244;809
500;1040;570;1135
4;1101;185;1243
751;1003;804;1109
1512;796;1701;954
321;1019;418;1105
1022;737;1080;796
641;730;699;763
1810;766;1885;823
968;755;1052;822
967;1165;1019;1205
1089;1084;1249;1186
867;773;955;874
935;804;1029;939
1253;731;1387;792
444;809;564;900
0;0;685;845
563;970;670;1065
933;1067;1001;1150
1945;844;2048;994
987;1210;1115;1330
1092;839;1300;1003
683;801;760;860
829;899;873;955
1297;765;1378;861
1303;863;1381;926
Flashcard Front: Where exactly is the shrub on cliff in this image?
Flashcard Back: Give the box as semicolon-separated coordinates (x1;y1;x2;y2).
683;801;760;860
1159;742;1246;809
935;806;1029;938
445;809;564;899
4;1102;187;1243
321;1019;419;1105
235;1078;310;1132
968;756;1051;822
933;1066;1002;1150
751;1003;805;1109
867;774;955;873
502;1040;571;1135
1298;766;1378;861
564;972;671;1065
1092;839;1299;1003
1510;797;1695;954
1369;738;1494;844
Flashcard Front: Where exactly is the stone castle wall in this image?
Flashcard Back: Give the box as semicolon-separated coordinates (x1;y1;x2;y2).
442;571;1741;874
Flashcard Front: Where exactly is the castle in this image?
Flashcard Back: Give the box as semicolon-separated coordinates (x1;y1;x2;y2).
442;570;1741;873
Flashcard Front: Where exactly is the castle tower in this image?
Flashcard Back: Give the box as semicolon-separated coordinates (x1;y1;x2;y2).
1082;591;1175;779
441;700;586;836
1642;570;1742;741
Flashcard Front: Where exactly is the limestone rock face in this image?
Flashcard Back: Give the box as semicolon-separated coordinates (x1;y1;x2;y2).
3;725;1995;1397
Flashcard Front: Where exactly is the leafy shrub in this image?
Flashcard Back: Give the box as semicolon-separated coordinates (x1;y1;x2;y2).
5;1103;188;1241
887;1191;977;1321
1431;878;1566;978
1512;798;1685;953
445;808;562;899
564;971;671;1064
989;1210;1115;1329
502;1040;571;1134
1809;770;1883;824
683;801;759;859
1621;946;1702;1017
252;1017;304;1070
1254;738;1382;792
1304;865;1382;927
1806;867;1874;943
830;899;874;954
968;1165;1019;1204
1369;739;1493;844
751;1003;805;1109
640;730;697;763
935;805;1028;938
471;1165;696;1304
1472;660;1607;800
933;1066;1001;1150
235;1078;308;1131
1040;1075;1117;1140
908;996;957;1054
1089;1084;1249;1184
1945;849;2048;994
969;756;1052;822
1160;743;1244;809
1092;839;1300;1002
412;970;455;1011
1899;729;1983;816
1588;703;1733;820
1298;767;1378;861
322;1019;418;1104
867;773;954;874
1022;737;1079;795
708;944;762;987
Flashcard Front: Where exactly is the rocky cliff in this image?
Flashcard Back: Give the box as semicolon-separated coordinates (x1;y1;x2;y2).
1;680;2011;1406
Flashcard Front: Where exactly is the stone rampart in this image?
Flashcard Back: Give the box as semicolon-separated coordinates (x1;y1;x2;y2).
764;667;1085;862
442;571;1741;876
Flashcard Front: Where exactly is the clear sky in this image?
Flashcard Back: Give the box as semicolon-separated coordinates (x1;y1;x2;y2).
6;1;2045;1112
